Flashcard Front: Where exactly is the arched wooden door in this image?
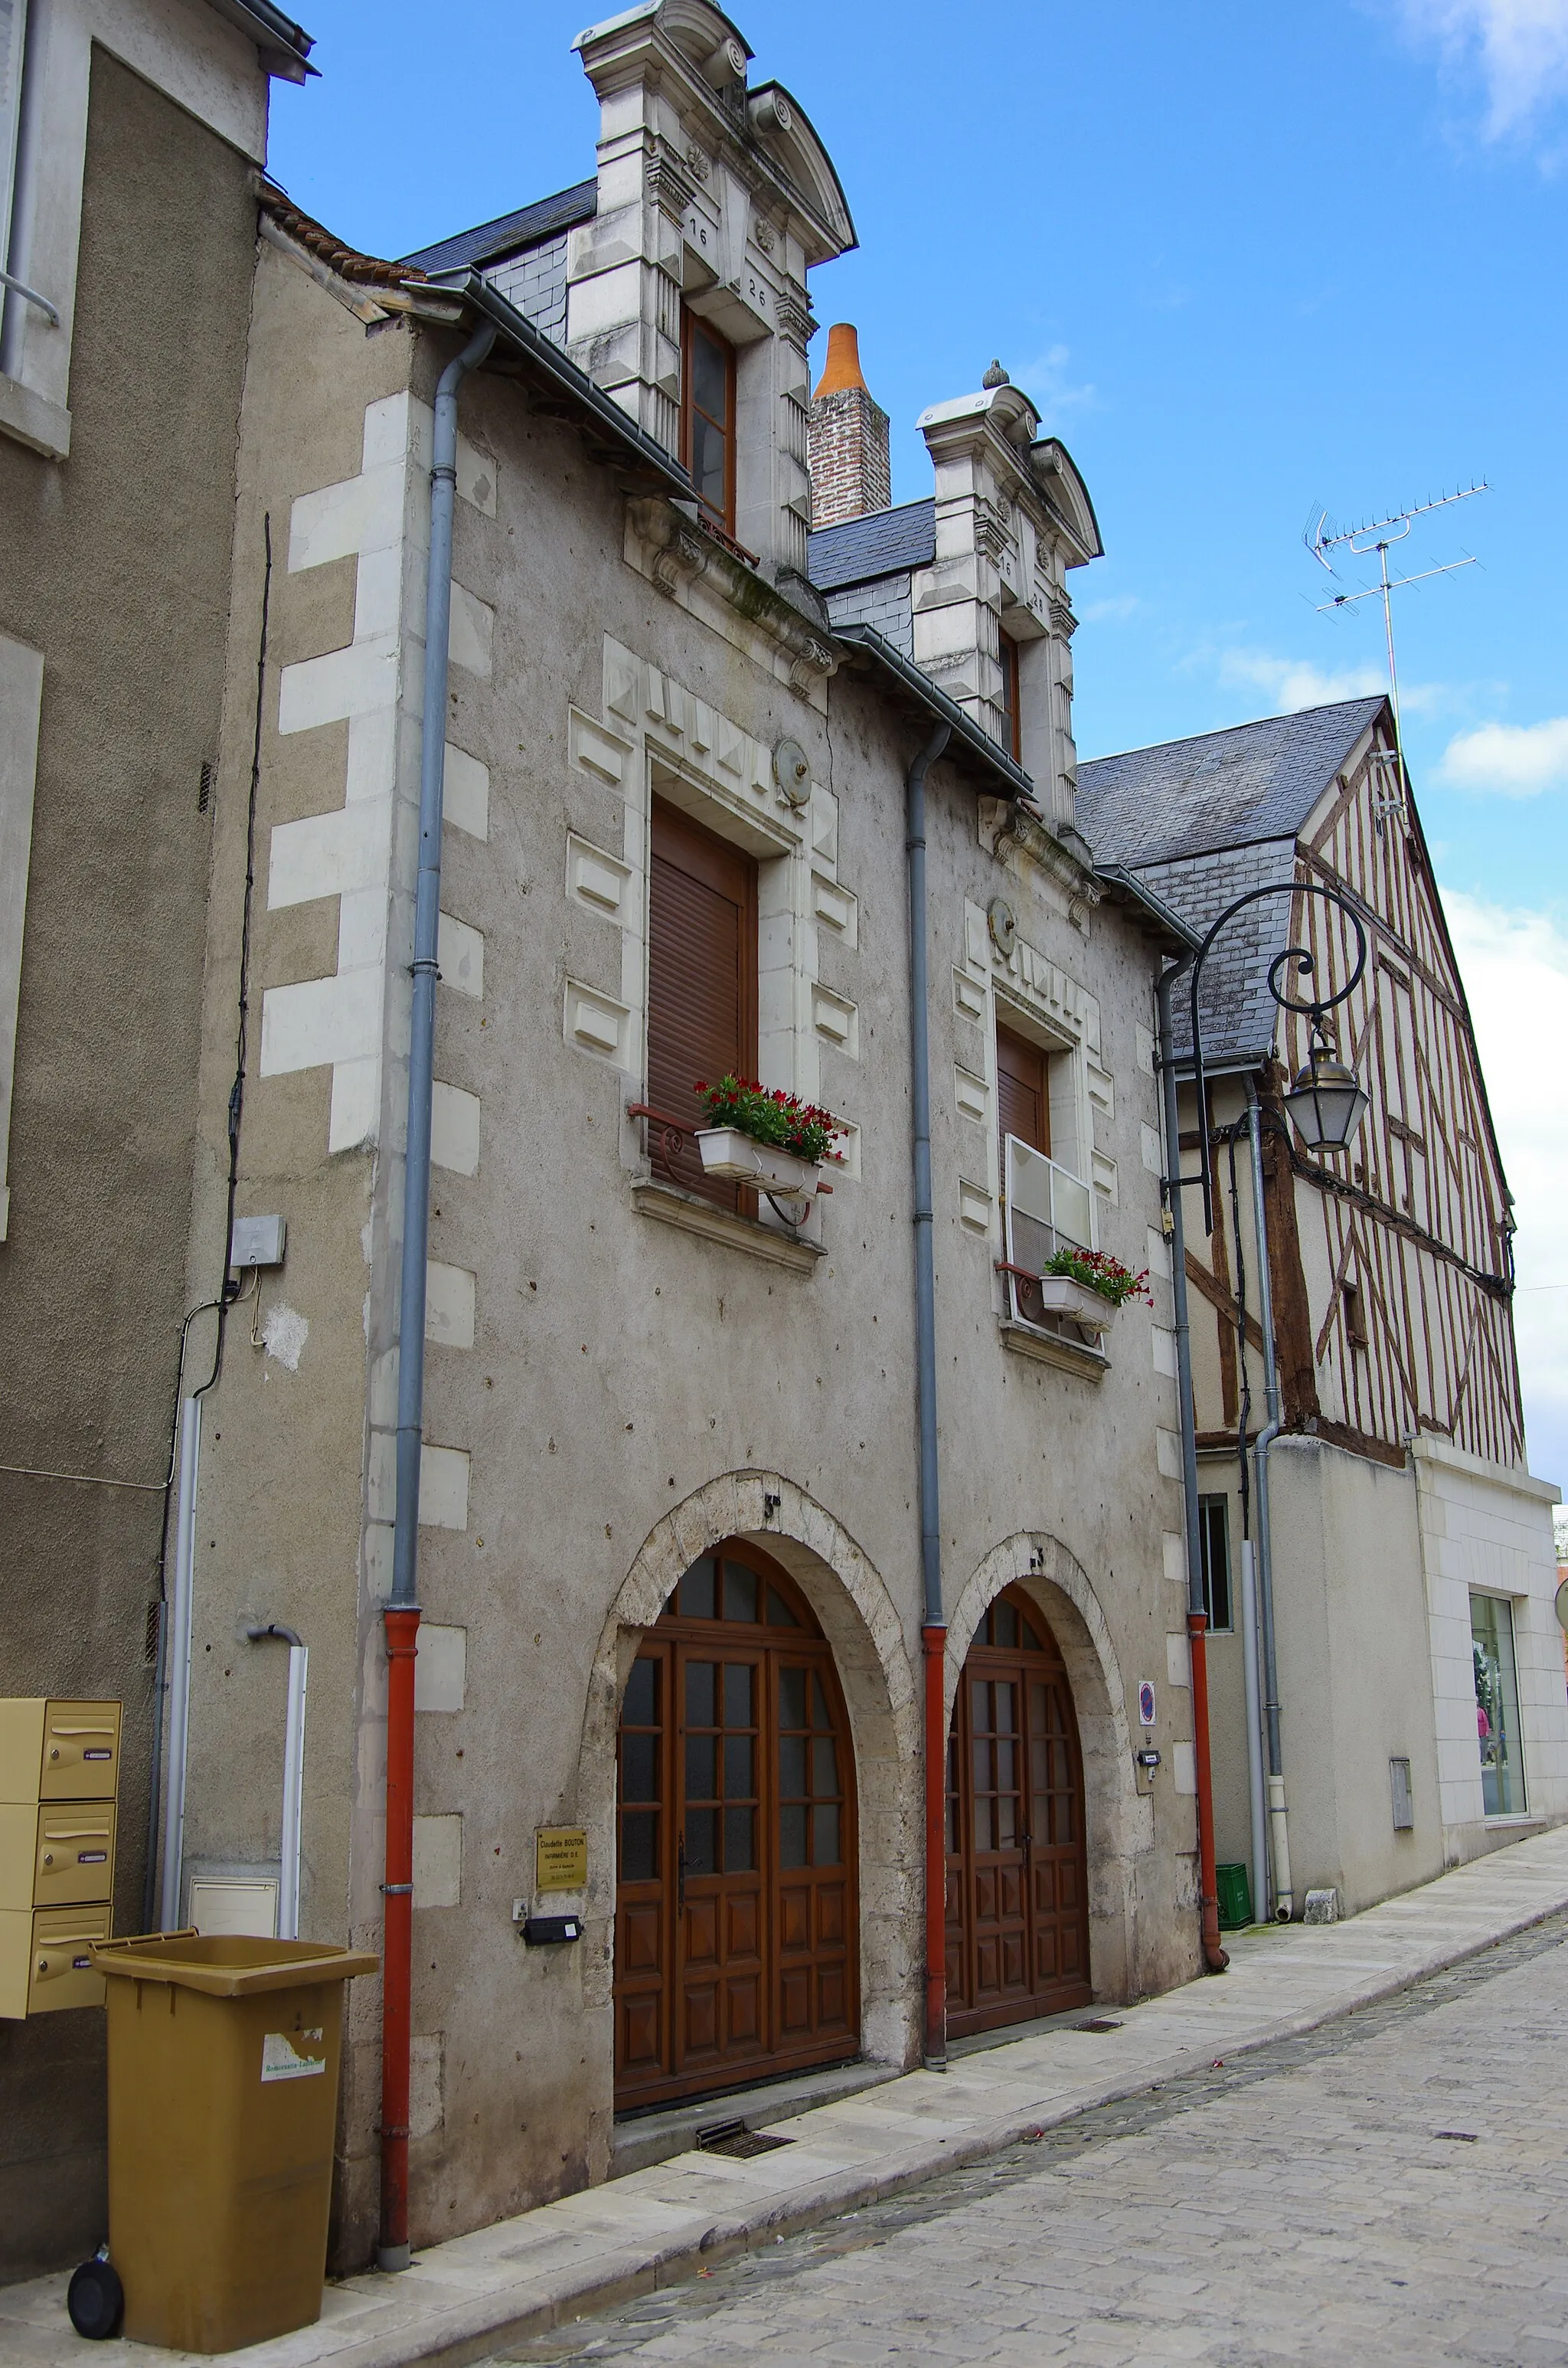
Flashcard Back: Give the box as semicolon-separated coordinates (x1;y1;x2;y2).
613;1542;859;2112
944;1587;1091;2038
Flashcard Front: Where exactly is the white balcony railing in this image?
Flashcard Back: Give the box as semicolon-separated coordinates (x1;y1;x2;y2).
1001;1134;1097;1336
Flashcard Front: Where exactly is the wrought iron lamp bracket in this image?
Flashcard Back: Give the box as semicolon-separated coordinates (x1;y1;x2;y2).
1165;881;1369;1236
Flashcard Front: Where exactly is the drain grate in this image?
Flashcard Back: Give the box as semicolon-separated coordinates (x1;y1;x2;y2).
1075;2018;1123;2034
697;2118;795;2160
1434;2129;1479;2142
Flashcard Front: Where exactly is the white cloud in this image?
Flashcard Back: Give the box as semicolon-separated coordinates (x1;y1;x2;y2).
1437;715;1568;795
1397;0;1568;138
1080;594;1140;625
1013;343;1096;415
1442;886;1568;1484
1217;649;1388;712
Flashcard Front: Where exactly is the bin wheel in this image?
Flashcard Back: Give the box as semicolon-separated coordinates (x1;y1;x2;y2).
67;2256;123;2340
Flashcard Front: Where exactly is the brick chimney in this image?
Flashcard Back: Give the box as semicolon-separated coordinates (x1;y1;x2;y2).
808;324;891;528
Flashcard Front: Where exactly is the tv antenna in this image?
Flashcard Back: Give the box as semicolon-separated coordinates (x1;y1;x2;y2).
1304;481;1488;827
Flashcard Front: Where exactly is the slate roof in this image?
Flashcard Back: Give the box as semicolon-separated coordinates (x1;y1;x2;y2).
1076;698;1385;870
400;180;598;276
1080;698;1390;1065
807;499;936;593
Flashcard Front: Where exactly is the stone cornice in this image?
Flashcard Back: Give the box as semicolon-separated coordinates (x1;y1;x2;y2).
626;496;838;702
978;794;1101;921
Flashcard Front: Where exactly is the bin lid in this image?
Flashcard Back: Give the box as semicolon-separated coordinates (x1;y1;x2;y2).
93;1930;379;1997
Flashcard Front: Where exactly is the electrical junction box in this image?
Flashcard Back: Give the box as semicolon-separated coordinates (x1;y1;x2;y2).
229;1214;286;1270
0;1700;120;2017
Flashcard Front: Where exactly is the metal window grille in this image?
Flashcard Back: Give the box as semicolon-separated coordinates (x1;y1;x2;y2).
1001;1133;1096;1335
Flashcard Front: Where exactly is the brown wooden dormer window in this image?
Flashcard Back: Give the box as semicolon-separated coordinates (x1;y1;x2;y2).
682;311;737;535
998;630;1021;764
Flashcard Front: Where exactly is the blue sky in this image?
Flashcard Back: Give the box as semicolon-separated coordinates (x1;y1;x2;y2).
268;1;1568;1487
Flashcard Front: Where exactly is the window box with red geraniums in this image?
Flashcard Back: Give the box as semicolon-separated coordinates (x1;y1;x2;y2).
1036;1245;1152;1336
694;1076;841;1195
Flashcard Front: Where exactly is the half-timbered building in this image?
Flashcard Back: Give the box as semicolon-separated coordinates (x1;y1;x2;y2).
1081;698;1567;1918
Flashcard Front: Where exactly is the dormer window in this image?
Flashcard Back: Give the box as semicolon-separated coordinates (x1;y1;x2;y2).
683;310;736;535
998;630;1021;763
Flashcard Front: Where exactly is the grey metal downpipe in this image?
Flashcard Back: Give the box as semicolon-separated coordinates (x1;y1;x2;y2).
906;720;951;2070
906;720;951;1632
1155;970;1205;1668
390;319;496;1608
381;321;494;2272
1155;962;1228;1973
1245;1078;1292;1919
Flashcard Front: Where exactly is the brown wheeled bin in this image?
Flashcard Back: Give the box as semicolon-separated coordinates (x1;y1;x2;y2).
92;1930;377;2353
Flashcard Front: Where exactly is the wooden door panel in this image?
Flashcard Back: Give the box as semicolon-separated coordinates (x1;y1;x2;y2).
684;1897;720;1966
684;1984;719;2056
779;1967;810;2036
946;1591;1092;2040
621;1900;662;1977
613;1545;859;2111
779;1885;812;1952
725;1888;760;1957
817;1964;849;2028
619;1994;662;2073
726;1974;761;2045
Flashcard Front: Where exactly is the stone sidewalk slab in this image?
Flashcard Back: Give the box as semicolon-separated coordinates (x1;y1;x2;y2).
8;1823;1568;2368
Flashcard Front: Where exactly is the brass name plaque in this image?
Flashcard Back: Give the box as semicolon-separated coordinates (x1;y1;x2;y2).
535;1827;587;1892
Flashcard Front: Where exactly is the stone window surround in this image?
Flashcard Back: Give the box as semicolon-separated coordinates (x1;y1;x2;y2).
0;0;269;461
561;634;861;1248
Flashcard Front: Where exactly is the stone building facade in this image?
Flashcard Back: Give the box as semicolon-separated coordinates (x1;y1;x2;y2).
160;0;1207;2268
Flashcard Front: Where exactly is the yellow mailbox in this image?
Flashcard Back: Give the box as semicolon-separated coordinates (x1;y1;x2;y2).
0;1699;121;2018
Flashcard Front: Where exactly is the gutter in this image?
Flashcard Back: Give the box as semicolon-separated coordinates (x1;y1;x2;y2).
205;0;317;80
418;270;695;501
1093;863;1200;954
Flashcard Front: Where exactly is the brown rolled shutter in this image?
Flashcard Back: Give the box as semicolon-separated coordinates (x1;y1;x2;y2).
648;796;758;1210
996;1023;1050;1158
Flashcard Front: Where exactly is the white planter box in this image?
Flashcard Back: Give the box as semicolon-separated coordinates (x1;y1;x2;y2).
1037;1273;1119;1333
696;1127;819;1194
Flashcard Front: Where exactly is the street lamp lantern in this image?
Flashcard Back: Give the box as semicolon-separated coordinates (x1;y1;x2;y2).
1282;1043;1370;1154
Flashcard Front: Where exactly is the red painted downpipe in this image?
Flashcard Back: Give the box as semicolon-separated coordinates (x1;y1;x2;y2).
379;1605;421;2263
922;1624;948;2062
1187;1610;1229;1972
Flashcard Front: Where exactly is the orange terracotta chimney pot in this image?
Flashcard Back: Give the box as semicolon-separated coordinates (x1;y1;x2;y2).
814;322;869;401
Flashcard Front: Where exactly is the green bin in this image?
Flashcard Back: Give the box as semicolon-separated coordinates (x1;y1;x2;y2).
93;1930;377;2353
1214;1863;1254;1930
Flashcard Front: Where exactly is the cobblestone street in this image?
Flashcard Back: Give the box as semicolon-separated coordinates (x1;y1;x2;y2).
496;1914;1568;2368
